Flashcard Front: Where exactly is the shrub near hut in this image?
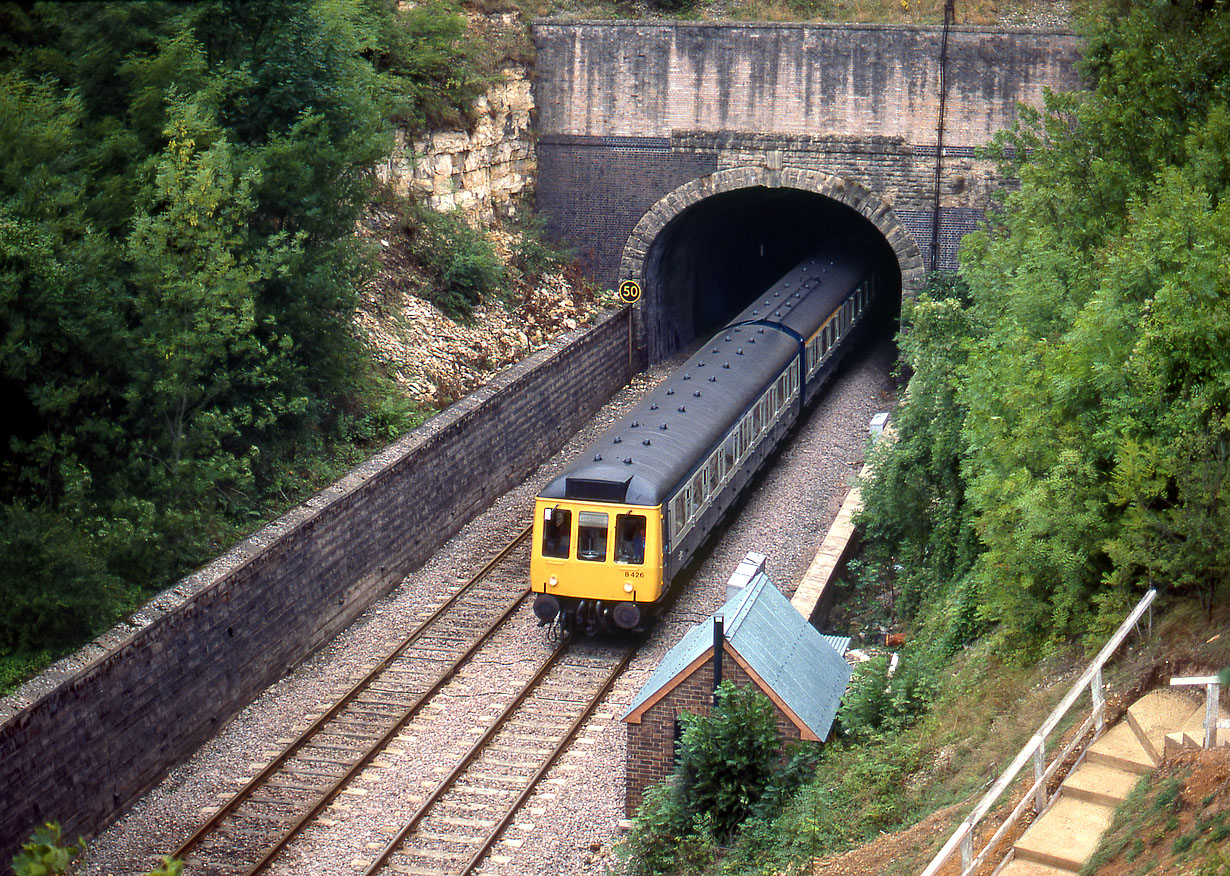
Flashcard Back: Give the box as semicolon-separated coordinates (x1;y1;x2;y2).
619;682;820;876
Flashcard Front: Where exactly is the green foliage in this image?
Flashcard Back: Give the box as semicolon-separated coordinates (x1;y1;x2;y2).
143;857;183;876
0;0;488;674
409;204;507;320
617;783;718;876
859;1;1230;657
836;648;941;743
9;822;181;876
647;0;699;13
619;682;810;875
857;274;981;638
510;212;571;285
674;681;783;840
764;735;922;869
10;823;80;876
359;0;484;133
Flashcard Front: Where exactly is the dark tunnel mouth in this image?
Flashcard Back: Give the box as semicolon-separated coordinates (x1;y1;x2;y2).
638;187;902;363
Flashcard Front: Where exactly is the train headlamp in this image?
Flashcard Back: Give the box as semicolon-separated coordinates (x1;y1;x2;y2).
549;576;558;588
623;582;634;593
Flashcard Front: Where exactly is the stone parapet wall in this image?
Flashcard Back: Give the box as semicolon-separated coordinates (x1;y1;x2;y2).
533;21;1081;148
0;308;634;864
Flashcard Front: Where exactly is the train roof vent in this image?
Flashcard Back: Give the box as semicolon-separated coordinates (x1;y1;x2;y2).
565;476;632;502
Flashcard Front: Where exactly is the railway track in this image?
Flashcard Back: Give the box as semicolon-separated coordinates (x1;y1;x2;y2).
172;525;534;876
361;636;641;876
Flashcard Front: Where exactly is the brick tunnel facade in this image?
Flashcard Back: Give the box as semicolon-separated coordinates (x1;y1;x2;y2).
532;21;1082;359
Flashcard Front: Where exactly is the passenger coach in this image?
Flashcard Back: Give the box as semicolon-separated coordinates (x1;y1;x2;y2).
531;240;881;635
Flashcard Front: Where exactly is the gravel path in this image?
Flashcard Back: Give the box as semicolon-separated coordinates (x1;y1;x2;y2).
72;330;896;876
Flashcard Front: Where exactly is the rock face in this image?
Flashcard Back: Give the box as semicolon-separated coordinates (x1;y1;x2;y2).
375;64;536;224
357;57;606;406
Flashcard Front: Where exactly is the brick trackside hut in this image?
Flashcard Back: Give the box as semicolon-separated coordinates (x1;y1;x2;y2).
622;568;851;814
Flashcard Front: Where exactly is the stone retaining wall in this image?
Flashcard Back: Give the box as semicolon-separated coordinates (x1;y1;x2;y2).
0;308;634;863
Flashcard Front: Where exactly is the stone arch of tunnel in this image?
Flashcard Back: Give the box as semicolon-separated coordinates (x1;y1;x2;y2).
619;167;924;363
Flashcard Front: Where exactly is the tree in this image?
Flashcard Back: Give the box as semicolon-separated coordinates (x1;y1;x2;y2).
859;1;1230;653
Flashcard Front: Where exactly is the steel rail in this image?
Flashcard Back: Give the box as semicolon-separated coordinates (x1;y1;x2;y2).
360;642;571;876
457;635;644;876
172;523;533;868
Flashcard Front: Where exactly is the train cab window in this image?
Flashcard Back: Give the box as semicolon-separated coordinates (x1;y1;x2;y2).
615;514;647;564
577;511;609;561
542;508;571;558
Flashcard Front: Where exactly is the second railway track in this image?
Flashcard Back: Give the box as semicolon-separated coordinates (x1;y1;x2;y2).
173;525;535;876
361;637;640;876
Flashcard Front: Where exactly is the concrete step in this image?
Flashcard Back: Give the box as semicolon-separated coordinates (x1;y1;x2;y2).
1062;760;1142;807
1163;730;1202;757
1086;720;1155;775
998;856;1078;876
1014;795;1115;871
1125;689;1201;761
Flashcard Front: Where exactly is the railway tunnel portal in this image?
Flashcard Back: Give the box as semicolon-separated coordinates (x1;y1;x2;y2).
532;20;1082;362
624;168;908;361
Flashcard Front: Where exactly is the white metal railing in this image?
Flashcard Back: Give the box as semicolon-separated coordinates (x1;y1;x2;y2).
919;589;1157;876
1170;674;1229;749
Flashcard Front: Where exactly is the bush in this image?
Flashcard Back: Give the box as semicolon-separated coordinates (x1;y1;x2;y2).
408;205;505;320
11;822;181;876
0;504;133;655
836;649;941;743
618;682;813;875
618;783;717;876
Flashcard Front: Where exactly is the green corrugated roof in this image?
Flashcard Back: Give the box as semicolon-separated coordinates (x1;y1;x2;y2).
624;573;851;740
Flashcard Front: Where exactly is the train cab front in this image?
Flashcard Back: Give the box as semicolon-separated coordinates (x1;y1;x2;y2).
530;496;664;635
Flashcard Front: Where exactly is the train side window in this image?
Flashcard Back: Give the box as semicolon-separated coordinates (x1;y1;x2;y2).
672;494;687;537
707;454;720;491
542;508;571;558
723;438;735;475
615;514;646;564
577;510;609;562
